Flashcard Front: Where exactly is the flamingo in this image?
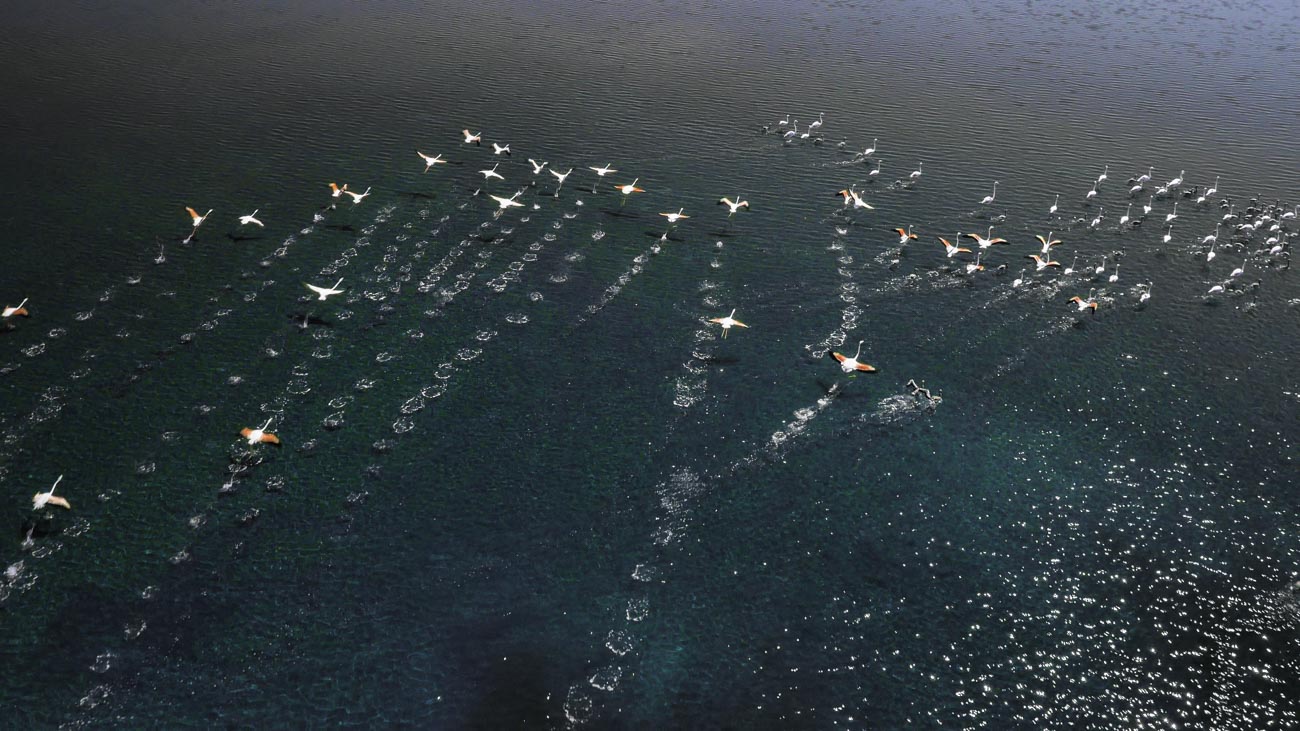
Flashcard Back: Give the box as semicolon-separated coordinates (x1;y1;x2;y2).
709;309;748;338
492;143;511;156
1108;263;1120;283
1165;202;1179;223
1049;194;1059;215
1118;204;1132;227
867;159;882;178
549;167;573;192
1168;169;1185;188
2;298;30;318
1086;182;1098;201
240;417;280;446
31;475;70;511
305;278;345;300
1205;241;1216;262
862;138;878;157
1063;255;1078;276
830;341;877;373
613;178;645;196
489;191;525;210
238;210;264;227
909;161;923;182
893;226;918;244
528;159;547;175
659;208;690;224
1090;208;1105;229
1129;182;1144;195
1027;254;1060;272
807;112;825;132
1205;177;1220;198
479;164;504;181
964;226;1007;249
938;236;972;258
1035;232;1062;254
837;188;873;209
417;151;448;171
783;122;799;140
1163;225;1174;245
589;164;617;192
965;252;985;274
1012;268;1026;288
980;181;998;205
1230;259;1246;278
186;206;212;228
1202;226;1220;245
1137;166;1153;184
342;187;371;204
1139;283;1152;303
329;183;347;198
1143;195;1154;216
718;196;750;216
462;129;482;145
1069;289;1099;311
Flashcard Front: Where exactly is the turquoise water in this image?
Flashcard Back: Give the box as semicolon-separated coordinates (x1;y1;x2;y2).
2;0;1299;727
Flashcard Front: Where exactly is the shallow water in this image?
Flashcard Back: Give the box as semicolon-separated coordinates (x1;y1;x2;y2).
1;0;1299;727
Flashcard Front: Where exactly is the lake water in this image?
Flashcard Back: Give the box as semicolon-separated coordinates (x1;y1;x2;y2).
2;0;1299;727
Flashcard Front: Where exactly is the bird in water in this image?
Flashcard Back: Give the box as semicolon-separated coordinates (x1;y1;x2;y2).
1049;194;1059;216
909;161;923;183
417;151;448;171
342;186;371;204
305;278;345;301
1139;283;1152;303
893;226;918;245
1069;290;1099;311
708;309;748;338
659;208;690;224
32;475;70;511
980;181;999;205
2;298;30;319
965;252;985;274
830;340;877;373
238;210;264;227
613;178;646;196
240;417;281;446
718;195;750;216
938;236;972;258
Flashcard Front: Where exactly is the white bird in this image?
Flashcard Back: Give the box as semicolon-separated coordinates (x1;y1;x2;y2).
1139;283;1152;303
241;417;280;446
589;164;617;192
1069;290;1099;312
1063;255;1077;276
837;188;873;210
1202;226;1220;245
938;236;972;258
417;151;448;171
1097;165;1109;183
1118;204;1132;227
909;161;923;182
489;191;525;210
3;298;30;318
1205;241;1215;262
528;159;547;175
980;181;998;205
329;182;347;198
783;122;798;140
1282;205;1297;220
808;112;824;131
1230;258;1246;278
830;340;877;373
1086;182;1098;201
862;138;878;157
1222;205;1237;223
305;278;345;300
1028;254;1060;272
718;195;750;216
1090;208;1104;229
1049;194;1059;215
479;164;504;181
185;206;212;228
893;226;918;245
1143;195;1154;216
1165;202;1179;223
613;178;645;196
1163;226;1174;245
965;252;985;274
462;129;482;145
1129;183;1144;195
1168;169;1185;188
238;209;264;227
964;225;1006;249
1208;283;1225;295
1012;268;1026;288
492;143;511;156
659;208;690;224
867;159;882;178
708;308;748;338
343;186;371;204
777;114;790;128
1036;232;1062;254
1094;258;1106;276
549;167;572;186
1137;166;1153;184
1108;263;1120;283
32;475;70;511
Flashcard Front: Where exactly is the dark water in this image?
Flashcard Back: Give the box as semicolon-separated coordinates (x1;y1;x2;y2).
2;0;1299;727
